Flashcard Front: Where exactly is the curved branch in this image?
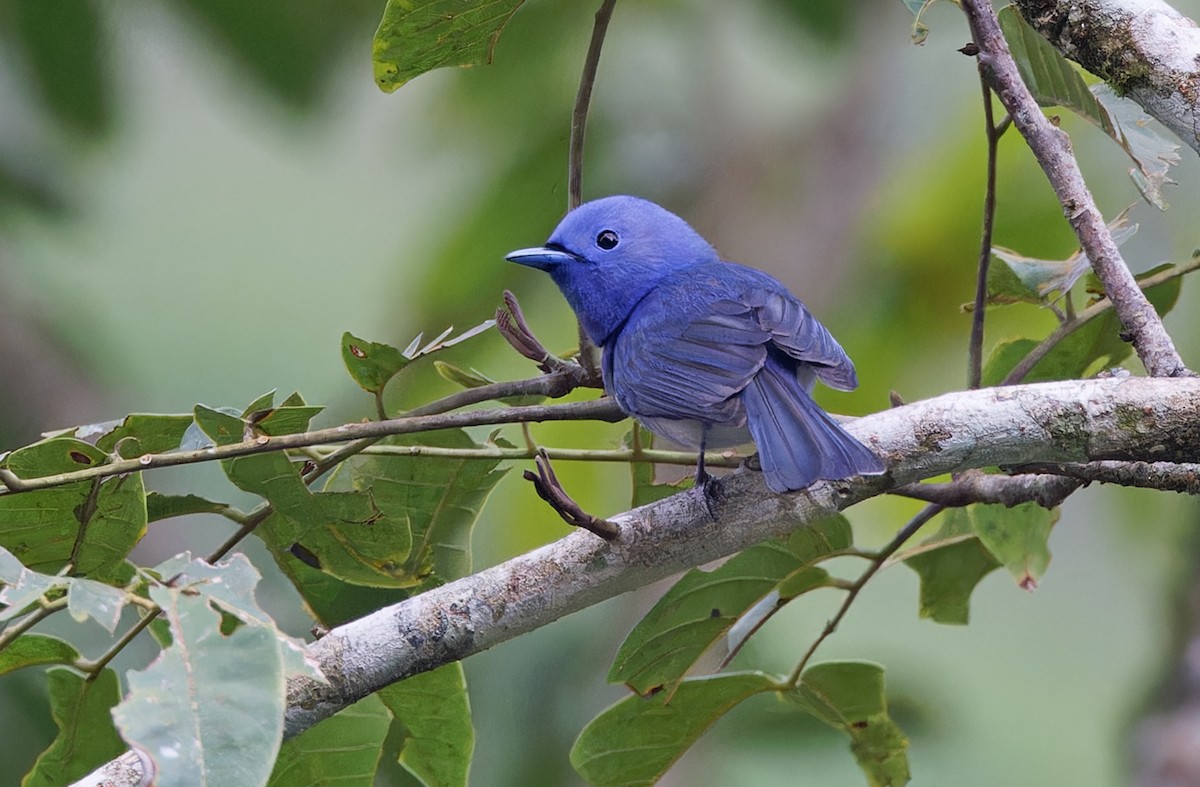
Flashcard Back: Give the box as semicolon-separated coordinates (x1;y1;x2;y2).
961;0;1192;378
284;376;1200;736
1015;0;1200;154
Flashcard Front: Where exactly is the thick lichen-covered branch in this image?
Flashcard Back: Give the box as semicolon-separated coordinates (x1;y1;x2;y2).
284;376;1200;736
1016;0;1200;153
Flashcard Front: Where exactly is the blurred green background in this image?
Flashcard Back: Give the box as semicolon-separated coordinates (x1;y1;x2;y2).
1;0;1199;784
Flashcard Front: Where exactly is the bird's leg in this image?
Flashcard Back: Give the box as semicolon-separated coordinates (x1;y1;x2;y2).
523;448;619;540
694;427;720;520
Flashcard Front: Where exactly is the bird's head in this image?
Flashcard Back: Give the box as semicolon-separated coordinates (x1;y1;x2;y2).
506;196;718;345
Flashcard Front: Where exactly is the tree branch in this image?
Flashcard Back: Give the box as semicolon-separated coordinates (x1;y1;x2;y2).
961;0;1192;378
0;395;624;495
1015;0;1200;154
894;469;1083;508
1014;459;1200;493
283;376;1200;736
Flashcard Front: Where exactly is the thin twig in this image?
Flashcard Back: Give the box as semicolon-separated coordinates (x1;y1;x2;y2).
893;469;1081;508
1013;460;1200;494
569;0;618;382
0;598;68;653
80;611;160;680
300;442;742;468
569;0;618;211
968;76;1000;389
0;396;625;496
787;503;943;685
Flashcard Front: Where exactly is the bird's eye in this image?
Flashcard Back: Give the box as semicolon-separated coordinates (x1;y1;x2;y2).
595;229;620;251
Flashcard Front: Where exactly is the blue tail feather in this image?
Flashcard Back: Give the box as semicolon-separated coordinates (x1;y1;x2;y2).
742;359;884;492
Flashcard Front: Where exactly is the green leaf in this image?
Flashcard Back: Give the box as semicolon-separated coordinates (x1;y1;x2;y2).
113;579;289;786
372;0;527;92
341;332;411;394
89;414;195;458
198;400;418;588
789;661;911;786
0;634;80;677
609;516;852;696
242;390;279;419
23;667;125;787
379;662;474;787
901;509;1000;625
65;576;128;632
254;405;325;437
0;472;145;582
988;209;1138;302
895;0;946;44
74;474;149;575
433;361;545;407
3;437;107;479
146;492;235;523
1094;86;1182;210
983;262;1184;384
268;695;390;787
571;672;780;786
970;502;1057;590
154;553;274;626
194;404;248;445
321;429;507;586
998;6;1180;209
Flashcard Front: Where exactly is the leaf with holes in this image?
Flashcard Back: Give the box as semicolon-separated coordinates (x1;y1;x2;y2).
372;0;527;92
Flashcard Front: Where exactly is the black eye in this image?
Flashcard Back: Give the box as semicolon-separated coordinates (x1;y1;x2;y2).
595;229;619;250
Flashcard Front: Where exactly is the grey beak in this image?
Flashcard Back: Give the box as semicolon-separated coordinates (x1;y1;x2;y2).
505;246;580;270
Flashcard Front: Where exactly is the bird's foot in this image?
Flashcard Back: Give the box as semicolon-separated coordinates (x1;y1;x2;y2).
693;467;721;521
524;448;619;540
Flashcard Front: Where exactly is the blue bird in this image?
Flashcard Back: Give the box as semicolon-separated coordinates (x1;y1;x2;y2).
506;195;883;493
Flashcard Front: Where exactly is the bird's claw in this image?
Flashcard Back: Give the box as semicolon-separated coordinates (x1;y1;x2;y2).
694;473;721;521
525;449;619;540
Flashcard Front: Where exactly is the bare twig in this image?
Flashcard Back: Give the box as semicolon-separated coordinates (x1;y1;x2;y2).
301;442;742;468
569;0;618;211
569;0;618;383
0;396;625;496
968;73;1001;389
894;468;1082;508
960;0;1192;378
1013;460;1200;494
786;503;944;685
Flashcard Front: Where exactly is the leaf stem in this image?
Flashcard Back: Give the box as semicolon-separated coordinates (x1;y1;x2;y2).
0;597;68;653
786;503;943;686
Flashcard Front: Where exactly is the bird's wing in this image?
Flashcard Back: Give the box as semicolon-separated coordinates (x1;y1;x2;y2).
607;295;769;422
741;286;859;391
